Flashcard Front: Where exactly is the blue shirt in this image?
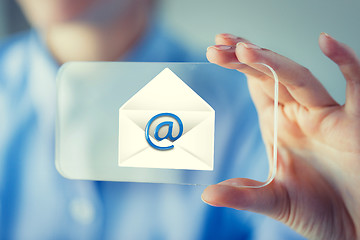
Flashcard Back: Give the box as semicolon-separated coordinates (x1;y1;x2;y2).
0;23;304;240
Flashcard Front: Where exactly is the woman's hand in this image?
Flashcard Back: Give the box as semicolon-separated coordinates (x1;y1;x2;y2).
202;33;360;240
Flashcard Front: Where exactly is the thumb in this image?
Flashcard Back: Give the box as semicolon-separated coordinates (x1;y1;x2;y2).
201;178;287;220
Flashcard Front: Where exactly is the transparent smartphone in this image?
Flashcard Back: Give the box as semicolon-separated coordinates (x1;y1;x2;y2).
56;62;278;187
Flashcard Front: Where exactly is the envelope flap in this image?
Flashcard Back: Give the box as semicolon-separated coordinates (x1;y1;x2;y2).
121;109;211;136
120;68;214;112
175;114;215;169
119;113;149;161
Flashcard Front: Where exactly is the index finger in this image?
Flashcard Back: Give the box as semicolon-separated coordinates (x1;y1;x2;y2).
235;42;339;109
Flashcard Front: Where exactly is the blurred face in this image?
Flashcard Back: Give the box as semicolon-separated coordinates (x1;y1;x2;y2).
17;0;133;30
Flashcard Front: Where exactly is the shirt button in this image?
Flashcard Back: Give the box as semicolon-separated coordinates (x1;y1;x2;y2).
69;198;95;225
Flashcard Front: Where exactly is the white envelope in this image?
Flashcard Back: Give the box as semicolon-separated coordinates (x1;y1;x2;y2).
118;68;215;170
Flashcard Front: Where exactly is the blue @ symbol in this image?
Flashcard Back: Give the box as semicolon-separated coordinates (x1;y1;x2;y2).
145;113;183;150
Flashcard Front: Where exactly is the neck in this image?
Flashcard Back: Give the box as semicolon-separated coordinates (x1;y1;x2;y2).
43;3;151;64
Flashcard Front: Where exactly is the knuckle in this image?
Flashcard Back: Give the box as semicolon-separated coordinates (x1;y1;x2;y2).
300;66;312;78
291;66;313;88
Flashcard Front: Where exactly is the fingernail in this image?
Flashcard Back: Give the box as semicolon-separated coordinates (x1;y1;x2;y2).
236;42;261;50
321;32;332;39
222;33;240;40
209;45;233;51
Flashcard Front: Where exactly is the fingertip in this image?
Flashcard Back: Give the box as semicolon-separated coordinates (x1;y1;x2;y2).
318;32;336;58
319;32;357;66
217;33;240;40
215;33;232;45
236;42;261;50
235;42;263;64
201;185;225;207
206;45;240;67
206;46;218;63
202;183;256;210
215;33;234;41
202;184;239;208
215;33;249;46
202;179;283;218
319;32;332;41
319;32;351;59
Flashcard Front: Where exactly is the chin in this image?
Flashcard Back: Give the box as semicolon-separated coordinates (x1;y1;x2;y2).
17;0;97;29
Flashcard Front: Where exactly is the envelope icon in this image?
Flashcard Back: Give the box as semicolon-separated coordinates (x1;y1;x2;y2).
118;68;215;170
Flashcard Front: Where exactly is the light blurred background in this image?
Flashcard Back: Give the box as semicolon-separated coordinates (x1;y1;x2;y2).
1;0;360;103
